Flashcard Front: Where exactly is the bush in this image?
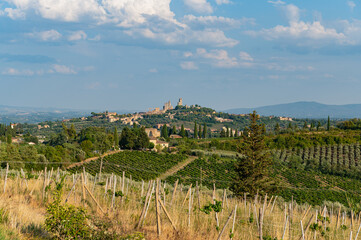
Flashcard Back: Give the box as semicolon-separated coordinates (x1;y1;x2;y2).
45;178;91;239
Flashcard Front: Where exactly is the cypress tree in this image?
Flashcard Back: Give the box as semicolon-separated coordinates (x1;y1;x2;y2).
231;111;273;196
274;123;280;134
230;128;233;137
198;125;202;138
114;127;119;149
303;121;308;130
220;128;226;138
327;116;330;131
172;125;177;136
161;124;168;138
234;129;239;137
226;128;229;137
179;124;186;137
194;121;198;139
202;123;207;139
317;121;321;131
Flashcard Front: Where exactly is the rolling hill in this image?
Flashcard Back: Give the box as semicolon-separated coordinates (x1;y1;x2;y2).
225;101;361;119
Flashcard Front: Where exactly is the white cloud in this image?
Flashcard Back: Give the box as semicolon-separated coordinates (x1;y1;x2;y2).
4;8;25;19
4;0;176;26
68;31;87;41
196;48;239;68
26;30;62;41
348;1;356;11
239;51;253;61
2;68;34;76
89;35;101;41
180;61;198;70
284;4;300;23
5;0;106;22
184;52;193;57
336;19;361;45
267;0;285;5
149;68;158;73
254;21;344;40
247;4;345;44
4;0;239;48
102;0;177;27
183;15;253;29
191;48;253;68
184;0;213;14
215;0;231;5
265;63;315;72
125;28;238;47
52;64;77;74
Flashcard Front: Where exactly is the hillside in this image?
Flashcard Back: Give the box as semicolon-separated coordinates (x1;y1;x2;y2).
225;101;361;119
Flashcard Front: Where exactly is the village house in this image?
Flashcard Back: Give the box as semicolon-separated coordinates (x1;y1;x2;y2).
149;138;169;150
279;117;293;121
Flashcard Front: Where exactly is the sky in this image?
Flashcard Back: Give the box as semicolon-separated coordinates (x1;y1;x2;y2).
1;0;361;111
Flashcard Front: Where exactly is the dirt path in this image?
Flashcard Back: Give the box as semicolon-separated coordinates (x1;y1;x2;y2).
66;150;122;169
158;156;198;180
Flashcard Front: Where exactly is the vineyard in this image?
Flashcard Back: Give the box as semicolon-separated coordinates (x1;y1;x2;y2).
65;149;361;206
274;143;361;178
68;151;188;181
161;151;361;206
165;155;237;189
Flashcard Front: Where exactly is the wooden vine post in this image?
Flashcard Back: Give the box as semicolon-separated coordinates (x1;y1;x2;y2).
136;180;153;229
155;179;161;236
170;179;178;206
42;167;47;201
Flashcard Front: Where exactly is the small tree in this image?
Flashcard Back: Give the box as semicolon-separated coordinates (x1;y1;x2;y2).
274;123;280;134
179;124;186;138
202;123;207;139
231;111;273;196
172;126;177;136
194;121;198;139
234;129;239;137
327;116;331;131
113;127;119;149
303;121;308;130
161;124;168;139
220;128;226;138
198;125;202;139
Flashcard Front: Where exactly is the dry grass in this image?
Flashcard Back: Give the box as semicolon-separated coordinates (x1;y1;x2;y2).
0;170;358;240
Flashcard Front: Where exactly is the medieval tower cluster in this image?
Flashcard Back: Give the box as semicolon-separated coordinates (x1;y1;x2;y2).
177;98;183;106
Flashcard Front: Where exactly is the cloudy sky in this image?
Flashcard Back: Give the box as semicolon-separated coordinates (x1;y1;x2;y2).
1;0;361;111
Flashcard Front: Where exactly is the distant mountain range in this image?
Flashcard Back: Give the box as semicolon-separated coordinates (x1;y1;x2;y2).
224;102;361;119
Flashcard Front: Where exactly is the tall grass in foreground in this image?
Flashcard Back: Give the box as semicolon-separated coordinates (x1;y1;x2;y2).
0;169;359;240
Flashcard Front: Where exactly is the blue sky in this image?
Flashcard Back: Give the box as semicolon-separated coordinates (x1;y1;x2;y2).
0;0;361;111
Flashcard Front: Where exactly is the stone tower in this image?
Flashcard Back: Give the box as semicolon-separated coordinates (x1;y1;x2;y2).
177;98;183;106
